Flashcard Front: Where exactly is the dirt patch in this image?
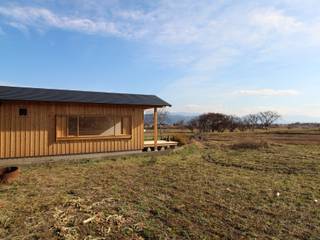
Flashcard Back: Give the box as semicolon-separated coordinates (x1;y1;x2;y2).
0;167;19;184
229;140;269;150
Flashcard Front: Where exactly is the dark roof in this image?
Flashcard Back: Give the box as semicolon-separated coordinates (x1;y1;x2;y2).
0;86;171;107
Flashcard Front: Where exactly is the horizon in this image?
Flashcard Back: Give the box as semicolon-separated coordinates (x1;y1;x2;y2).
1;1;320;122
143;111;320;124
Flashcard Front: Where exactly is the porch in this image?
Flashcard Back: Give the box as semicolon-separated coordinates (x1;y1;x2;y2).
143;140;178;151
144;107;178;151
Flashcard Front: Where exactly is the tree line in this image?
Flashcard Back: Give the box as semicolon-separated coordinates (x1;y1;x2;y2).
187;111;281;132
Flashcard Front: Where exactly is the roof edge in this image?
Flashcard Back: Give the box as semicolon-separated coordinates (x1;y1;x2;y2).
0;85;172;107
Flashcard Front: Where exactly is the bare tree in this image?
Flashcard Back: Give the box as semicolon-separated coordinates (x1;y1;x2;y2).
144;114;153;128
197;113;236;132
185;111;281;133
187;117;199;133
174;120;185;128
228;116;243;132
242;114;260;131
258;111;281;129
158;108;169;137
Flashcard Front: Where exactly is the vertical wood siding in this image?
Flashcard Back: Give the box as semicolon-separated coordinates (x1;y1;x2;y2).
0;101;145;159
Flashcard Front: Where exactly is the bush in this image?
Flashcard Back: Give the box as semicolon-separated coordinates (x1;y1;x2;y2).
171;133;191;146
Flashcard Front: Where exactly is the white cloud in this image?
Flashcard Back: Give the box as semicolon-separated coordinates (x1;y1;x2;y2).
0;6;121;36
7;21;29;34
235;89;301;97
115;10;145;21
250;8;303;33
0;3;319;57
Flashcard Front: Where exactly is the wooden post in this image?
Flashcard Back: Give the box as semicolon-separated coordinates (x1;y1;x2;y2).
154;107;158;151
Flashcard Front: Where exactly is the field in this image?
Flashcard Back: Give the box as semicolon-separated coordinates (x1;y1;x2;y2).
0;130;320;239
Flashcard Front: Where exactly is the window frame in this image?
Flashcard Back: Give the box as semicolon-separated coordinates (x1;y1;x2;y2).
56;114;132;141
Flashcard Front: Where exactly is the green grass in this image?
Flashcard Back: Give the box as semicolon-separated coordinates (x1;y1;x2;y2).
0;133;320;239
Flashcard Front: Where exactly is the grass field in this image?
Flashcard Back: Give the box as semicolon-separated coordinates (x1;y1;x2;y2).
0;130;320;239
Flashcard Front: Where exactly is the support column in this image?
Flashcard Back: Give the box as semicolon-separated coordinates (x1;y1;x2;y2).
154;107;158;151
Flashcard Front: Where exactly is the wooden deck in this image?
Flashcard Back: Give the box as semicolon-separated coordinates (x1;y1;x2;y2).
144;140;178;151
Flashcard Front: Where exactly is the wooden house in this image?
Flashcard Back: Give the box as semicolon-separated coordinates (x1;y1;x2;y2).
0;86;172;159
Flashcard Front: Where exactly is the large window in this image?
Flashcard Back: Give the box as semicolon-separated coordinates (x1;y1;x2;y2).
56;115;132;140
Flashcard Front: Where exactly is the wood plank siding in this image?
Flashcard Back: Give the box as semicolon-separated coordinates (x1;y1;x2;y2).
0;101;145;159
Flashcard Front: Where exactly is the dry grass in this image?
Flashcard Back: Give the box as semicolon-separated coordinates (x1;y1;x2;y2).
0;130;320;239
205;128;320;145
229;140;269;150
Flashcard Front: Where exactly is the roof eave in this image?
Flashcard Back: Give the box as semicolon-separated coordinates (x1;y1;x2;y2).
0;99;172;107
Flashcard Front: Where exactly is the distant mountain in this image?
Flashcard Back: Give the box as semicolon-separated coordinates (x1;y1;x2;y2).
282;115;320;124
144;112;198;125
145;112;320;125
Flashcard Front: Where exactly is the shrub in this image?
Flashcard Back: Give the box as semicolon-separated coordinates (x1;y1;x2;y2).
171;133;191;145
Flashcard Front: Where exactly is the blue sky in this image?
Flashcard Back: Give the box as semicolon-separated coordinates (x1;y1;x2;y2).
1;0;320;121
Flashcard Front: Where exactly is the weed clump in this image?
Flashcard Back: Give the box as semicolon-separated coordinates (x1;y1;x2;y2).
202;153;216;163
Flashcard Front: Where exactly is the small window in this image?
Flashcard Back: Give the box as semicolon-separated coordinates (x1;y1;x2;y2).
19;108;28;116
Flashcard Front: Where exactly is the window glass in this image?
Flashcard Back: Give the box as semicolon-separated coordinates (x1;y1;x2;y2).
79;116;114;136
68;116;78;136
19;108;28;116
58;115;132;139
